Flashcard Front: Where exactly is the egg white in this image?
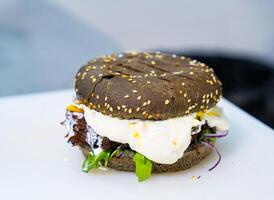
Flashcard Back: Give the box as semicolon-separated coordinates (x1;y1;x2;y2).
82;105;228;164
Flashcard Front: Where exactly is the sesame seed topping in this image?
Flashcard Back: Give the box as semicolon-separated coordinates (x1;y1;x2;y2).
121;105;126;108
184;93;187;97
117;106;121;110
180;56;185;60
92;66;97;69
142;111;147;115
128;108;132;114
124;94;130;99
189;71;194;75
143;102;147;106
165;99;170;105
96;94;99;99
105;96;108;101
132;90;138;93
136;107;140;112
182;82;185;86
151;61;156;65
172;54;177;58
137;96;142;100
147;100;151;105
187;99;191;103
109;107;113;112
147;81;151;84
92;78;97;83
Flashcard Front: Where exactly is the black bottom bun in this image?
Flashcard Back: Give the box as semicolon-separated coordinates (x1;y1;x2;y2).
81;142;213;173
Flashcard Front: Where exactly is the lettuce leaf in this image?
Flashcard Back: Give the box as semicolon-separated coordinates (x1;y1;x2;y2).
82;150;110;172
133;152;152;182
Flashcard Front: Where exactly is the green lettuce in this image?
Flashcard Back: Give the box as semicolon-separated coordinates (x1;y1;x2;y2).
82;150;110;172
133;152;152;182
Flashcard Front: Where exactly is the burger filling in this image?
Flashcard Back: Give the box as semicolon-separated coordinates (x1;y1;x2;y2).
62;104;228;181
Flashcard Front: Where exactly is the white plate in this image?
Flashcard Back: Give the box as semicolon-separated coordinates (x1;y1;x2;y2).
0;90;273;200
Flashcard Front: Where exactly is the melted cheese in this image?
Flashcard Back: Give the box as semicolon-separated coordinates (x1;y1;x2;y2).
82;105;228;164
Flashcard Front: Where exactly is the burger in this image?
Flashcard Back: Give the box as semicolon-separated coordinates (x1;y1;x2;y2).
62;51;229;181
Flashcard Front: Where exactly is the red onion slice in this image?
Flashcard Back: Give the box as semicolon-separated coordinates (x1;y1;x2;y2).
201;141;222;171
203;130;228;138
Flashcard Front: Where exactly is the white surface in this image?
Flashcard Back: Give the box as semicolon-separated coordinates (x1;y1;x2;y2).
0;90;273;200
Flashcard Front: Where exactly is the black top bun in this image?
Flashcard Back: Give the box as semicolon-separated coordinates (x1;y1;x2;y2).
74;51;222;120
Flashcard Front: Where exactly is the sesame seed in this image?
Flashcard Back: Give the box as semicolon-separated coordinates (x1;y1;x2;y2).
189;71;194;75
136;107;140;112
206;99;210;104
142;111;147;115
151;70;155;73
180;56;185;60
109;107;113;112
121;105;126;108
165;99;170;105
96;94;99;99
172;54;177;58
147;81;151;84
132;80;137;83
151;61;156;65
128;108;132;114
143;102;147;106
184;93;187;97
215;90;219;95
182;82;185;86
92;66;97;69
117;106;121;110
124;94;130;99
137;96;142;100
97;104;100;108
98;74;103;77
92;78;97;83
148;115;153;119
132;90;138;93
124;108;128;112
187;99;191;103
81;72;87;80
77;72;81;77
147;100;151;105
105;96;108;101
179;90;183;94
160;73;166;77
